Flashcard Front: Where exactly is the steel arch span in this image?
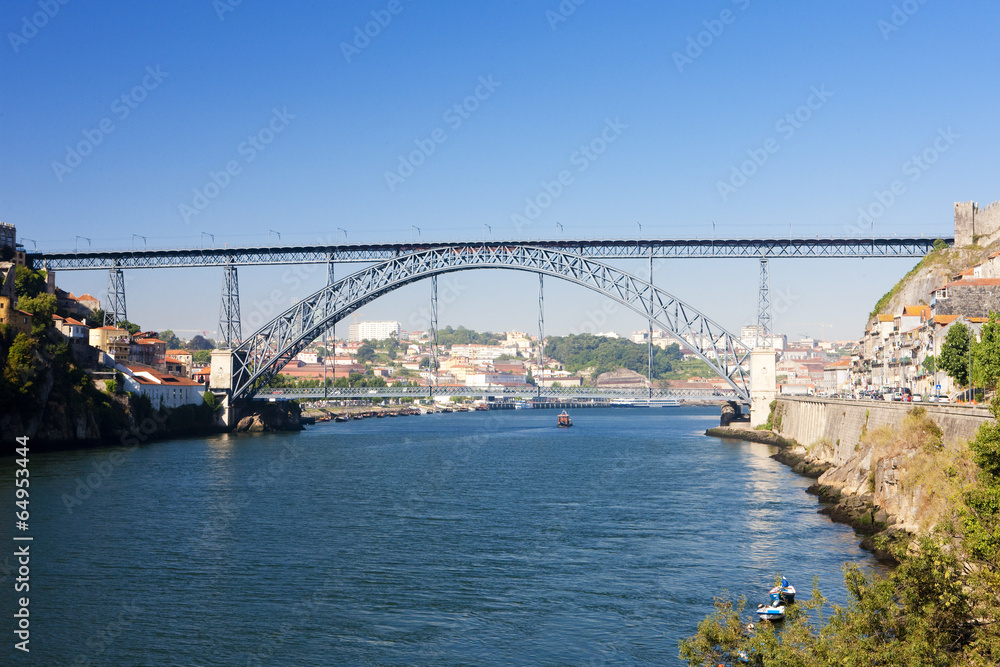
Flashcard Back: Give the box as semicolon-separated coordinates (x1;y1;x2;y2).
227;245;752;402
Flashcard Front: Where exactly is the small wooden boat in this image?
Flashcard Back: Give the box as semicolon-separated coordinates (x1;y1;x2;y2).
769;578;796;603
756;602;785;622
334;415;349;422
557;410;572;427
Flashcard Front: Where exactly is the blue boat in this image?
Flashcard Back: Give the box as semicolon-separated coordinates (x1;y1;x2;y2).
769;577;796;603
756;601;785;622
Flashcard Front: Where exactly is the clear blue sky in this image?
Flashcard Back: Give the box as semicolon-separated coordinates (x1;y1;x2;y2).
3;1;998;341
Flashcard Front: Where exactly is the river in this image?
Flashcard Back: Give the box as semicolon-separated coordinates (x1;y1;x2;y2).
2;406;883;665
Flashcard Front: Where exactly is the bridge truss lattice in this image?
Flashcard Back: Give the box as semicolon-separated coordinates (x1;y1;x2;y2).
229;245;753;402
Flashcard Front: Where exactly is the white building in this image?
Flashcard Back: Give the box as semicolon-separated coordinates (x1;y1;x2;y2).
116;363;206;410
739;325;787;350
349;320;401;342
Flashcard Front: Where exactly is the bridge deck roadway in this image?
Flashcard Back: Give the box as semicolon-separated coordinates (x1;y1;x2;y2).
253;386;739;401
30;237;950;270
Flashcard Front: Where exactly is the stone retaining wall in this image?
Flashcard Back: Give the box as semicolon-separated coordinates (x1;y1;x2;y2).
773;397;991;462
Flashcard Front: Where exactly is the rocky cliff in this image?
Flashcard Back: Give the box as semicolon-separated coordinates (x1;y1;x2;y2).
234;401;303;432
872;242;996;316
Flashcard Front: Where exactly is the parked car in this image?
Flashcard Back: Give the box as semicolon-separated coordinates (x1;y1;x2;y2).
911;394;923;402
891;391;903;401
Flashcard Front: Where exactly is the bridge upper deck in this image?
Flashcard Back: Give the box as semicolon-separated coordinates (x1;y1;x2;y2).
30;236;949;270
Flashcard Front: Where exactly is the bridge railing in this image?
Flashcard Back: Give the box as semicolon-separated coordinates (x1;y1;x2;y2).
254;385;739;400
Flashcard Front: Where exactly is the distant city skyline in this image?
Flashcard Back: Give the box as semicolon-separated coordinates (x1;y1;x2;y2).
5;2;996;341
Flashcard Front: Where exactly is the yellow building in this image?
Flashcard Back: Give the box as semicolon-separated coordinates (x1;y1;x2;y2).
89;326;131;362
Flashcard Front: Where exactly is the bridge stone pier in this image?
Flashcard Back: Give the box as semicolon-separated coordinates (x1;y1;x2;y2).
750;347;777;427
209;349;238;426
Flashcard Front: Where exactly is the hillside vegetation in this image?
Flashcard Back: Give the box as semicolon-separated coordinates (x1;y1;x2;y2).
871;239;996;316
544;333;684;380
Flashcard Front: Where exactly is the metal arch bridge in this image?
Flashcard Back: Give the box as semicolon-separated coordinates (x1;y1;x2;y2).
226;245;753;403
29;236;948;270
254;386;738;401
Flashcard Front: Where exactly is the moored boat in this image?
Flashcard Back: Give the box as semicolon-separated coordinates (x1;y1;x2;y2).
557;410;572;427
769;577;796;603
756;602;785;622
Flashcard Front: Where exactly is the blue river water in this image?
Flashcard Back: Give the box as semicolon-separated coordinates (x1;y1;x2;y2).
2;407;883;665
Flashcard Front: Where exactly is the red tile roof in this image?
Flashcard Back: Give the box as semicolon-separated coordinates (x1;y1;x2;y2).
940;278;1000;288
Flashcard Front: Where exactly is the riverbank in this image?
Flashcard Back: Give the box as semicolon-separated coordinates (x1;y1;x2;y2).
705;424;897;562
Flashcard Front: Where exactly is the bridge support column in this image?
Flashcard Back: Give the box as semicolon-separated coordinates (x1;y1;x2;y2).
750;347;777;427
104;264;127;326
219;262;242;348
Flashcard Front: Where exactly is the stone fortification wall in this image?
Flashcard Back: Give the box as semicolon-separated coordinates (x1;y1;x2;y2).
932;282;1000;317
955;200;1000;247
773;397;989;461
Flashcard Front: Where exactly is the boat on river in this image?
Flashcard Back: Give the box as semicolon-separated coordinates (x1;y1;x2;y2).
769;577;796;603
756;602;785;622
557;411;572;427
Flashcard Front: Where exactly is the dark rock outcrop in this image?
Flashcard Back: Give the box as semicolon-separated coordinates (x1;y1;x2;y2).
235;401;303;432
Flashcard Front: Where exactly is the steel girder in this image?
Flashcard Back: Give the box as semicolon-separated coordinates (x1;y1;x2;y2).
30;237;948;270
229;245;753;402
255;386;738;399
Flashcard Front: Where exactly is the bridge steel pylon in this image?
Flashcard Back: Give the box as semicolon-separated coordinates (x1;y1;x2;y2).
224;245;753;403
756;258;771;347
104;263;127;327
219;262;242;349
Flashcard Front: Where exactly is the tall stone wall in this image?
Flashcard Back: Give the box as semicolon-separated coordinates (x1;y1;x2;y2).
955;200;1000;247
932;282;1000;317
956;201;975;246
773;397;990;464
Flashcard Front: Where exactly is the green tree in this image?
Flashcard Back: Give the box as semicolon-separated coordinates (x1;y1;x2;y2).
16;293;57;336
14;266;46;299
357;343;375;364
974;311;1000;391
159;329;182;349
192;350;212;364
118;319;141;335
922;354;936;377
87;308;106;328
939;322;972;387
188;334;213;350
